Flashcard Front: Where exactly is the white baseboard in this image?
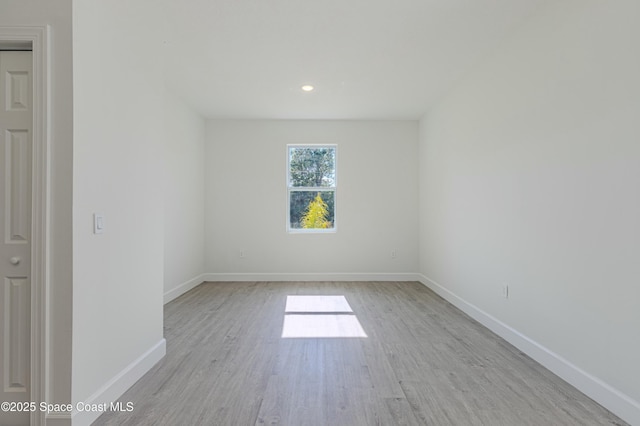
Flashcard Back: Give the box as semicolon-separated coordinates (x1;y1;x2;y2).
417;274;640;426
203;272;420;282
71;339;166;426
164;274;206;304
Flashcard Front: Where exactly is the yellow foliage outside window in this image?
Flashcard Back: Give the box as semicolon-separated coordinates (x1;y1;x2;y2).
301;193;332;229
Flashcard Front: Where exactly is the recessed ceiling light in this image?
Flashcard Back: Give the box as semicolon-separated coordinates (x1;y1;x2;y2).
301;85;314;92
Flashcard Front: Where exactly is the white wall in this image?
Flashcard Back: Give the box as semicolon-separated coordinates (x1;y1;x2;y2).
418;0;640;423
206;120;419;279
72;1;166;423
0;0;74;418
163;92;206;302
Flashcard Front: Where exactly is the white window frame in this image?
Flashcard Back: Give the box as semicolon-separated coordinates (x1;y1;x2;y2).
287;144;337;233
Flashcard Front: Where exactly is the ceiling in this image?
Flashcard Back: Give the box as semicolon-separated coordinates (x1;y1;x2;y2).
163;0;550;120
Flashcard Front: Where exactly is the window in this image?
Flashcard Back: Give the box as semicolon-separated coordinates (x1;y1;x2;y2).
287;145;336;232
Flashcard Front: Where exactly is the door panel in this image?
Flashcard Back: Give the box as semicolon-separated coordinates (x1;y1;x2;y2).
4;277;30;391
0;51;32;426
6;129;31;243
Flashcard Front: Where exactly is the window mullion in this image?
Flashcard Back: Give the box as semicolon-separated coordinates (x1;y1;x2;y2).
289;187;335;192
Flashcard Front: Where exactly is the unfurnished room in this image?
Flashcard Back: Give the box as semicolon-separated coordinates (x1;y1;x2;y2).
0;0;639;425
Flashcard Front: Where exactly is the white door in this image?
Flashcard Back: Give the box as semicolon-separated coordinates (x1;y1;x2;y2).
0;51;33;426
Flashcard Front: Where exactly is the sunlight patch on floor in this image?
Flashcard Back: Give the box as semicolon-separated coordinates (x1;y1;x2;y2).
281;295;367;338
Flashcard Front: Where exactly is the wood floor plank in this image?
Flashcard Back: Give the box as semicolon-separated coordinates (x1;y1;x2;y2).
94;282;627;426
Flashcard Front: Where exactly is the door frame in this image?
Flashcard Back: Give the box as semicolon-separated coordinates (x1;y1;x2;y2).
0;26;50;426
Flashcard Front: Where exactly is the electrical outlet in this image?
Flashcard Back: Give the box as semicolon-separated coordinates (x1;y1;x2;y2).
391;250;397;259
502;284;509;299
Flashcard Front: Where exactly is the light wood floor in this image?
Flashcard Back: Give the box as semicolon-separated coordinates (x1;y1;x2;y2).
94;281;626;426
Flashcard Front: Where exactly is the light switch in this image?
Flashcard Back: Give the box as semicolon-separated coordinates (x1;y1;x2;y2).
94;213;105;234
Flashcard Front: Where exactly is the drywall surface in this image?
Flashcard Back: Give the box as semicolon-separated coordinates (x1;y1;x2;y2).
72;0;165;414
206;120;419;278
163;92;206;297
419;0;639;420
